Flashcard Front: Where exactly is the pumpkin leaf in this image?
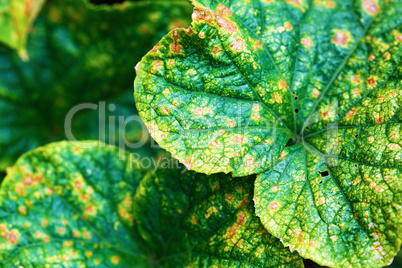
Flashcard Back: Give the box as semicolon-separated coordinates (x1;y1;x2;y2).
133;167;303;267
0;141;150;267
0;0;193;170
0;0;45;56
134;0;402;266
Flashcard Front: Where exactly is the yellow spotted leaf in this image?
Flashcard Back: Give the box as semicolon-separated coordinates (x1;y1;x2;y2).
134;0;402;267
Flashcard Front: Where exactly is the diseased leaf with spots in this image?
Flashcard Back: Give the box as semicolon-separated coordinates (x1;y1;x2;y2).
0;141;303;267
133;168;303;267
0;0;193;170
134;0;402;267
0;141;149;267
0;0;45;56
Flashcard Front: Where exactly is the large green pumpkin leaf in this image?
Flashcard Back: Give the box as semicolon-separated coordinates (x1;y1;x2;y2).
134;0;402;267
0;0;193;171
0;141;150;267
0;0;45;56
134;167;303;267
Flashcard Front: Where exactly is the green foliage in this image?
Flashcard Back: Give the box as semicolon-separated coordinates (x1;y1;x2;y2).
134;167;303;267
0;141;149;267
134;0;402;267
0;0;193;170
0;0;45;56
0;141;302;267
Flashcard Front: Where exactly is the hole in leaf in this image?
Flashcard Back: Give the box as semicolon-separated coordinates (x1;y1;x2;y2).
354;134;359;138
319;171;329;177
306;126;310;130
295;108;299;113
294;97;298;100
285;138;297;147
319;181;323;184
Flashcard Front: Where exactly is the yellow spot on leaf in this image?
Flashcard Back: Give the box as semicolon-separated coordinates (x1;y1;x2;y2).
212;46;221;55
367;76;376;87
388;143;401;151
210;140;218;147
294;229;301;237
231;38;244;51
363;0;379;15
273;93;282;103
83;232;91;239
18;206;27;215
269;201;279;210
170;43;182;54
301;37;313;47
277;26;285;33
111;256;120;265
331;30;352;47
346;109;356;119
194;108;203;116
312;89;320;98
284;21;293;30
85;251;93;258
246;159;254;167
234;135;245;144
325;0;335;8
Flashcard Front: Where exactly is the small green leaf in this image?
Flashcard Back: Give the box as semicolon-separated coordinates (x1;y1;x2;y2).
134;168;303;267
0;0;193;170
134;0;402;266
0;0;45;56
0;141;149;267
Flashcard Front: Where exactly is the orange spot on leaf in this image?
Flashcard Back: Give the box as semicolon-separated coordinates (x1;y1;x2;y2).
367;77;376;87
363;0;379;15
301;37;313;47
170;43;182;54
231;38;244;51
217;4;232;16
269;202;279;210
212;46;221;55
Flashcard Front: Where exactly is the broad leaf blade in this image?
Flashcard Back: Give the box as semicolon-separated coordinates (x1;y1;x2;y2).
134;2;295;176
0;0;193;170
134;168;304;267
0;141;149;267
0;0;45;55
134;0;402;267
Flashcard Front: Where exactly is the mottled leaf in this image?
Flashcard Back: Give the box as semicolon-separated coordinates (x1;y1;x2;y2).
0;0;45;56
0;0;193;170
0;141;149;267
0;141;303;267
134;0;402;267
134;168;303;267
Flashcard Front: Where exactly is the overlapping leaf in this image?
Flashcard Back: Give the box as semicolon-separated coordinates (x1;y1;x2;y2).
0;141;150;267
0;0;45;56
0;0;193;171
0;141;303;267
134;0;402;266
134;168;303;267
